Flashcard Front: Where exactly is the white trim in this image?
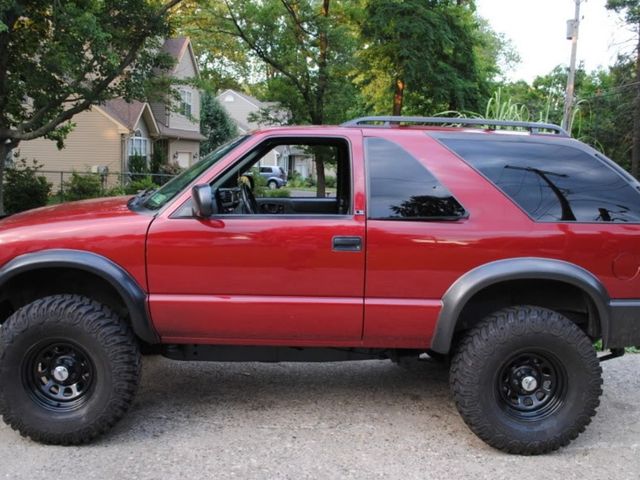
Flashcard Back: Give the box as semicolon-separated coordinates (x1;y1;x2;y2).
138;103;160;136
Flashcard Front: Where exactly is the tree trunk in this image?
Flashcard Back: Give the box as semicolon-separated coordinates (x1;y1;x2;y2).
633;31;640;179
0;140;15;217
315;157;326;198
393;77;405;116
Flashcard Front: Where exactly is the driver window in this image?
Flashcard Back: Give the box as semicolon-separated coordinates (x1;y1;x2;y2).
212;138;351;216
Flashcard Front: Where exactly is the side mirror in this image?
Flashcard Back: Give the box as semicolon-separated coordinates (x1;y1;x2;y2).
191;184;214;218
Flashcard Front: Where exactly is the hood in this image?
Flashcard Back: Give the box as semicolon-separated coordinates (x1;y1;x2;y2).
0;197;153;284
0;196;139;230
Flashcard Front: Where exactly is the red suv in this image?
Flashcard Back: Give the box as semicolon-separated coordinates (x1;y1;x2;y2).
1;116;639;454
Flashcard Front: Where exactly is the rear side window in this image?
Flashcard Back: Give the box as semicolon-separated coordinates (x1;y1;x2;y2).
439;138;640;223
366;137;465;220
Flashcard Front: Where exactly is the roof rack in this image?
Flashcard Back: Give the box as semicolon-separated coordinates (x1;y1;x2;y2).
340;116;569;137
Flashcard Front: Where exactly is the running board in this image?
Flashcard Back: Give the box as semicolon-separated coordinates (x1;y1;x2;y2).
598;348;625;362
162;345;392;363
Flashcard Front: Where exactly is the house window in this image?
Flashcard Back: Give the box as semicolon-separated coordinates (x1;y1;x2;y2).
180;90;193;117
128;129;148;160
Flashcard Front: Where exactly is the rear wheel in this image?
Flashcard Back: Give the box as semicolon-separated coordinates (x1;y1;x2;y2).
0;295;141;445
268;180;278;189
450;305;602;454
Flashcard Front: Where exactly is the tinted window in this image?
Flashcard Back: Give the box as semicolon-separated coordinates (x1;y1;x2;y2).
366;137;465;220
439;138;640;223
259;167;270;173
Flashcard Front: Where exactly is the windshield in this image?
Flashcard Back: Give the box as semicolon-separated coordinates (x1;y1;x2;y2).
142;136;249;211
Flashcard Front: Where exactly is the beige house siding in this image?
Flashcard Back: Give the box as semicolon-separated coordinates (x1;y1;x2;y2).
218;90;260;132
169;50;200;132
169;139;200;168
17;108;125;174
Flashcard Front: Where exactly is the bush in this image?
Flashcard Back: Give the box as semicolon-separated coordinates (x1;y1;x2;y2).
125;177;157;195
288;170;306;188
155;161;182;185
106;185;126;196
325;175;336;188
248;167;269;197
63;172;103;201
149;148;166;175
128;154;148;175
263;188;291;198
3;158;52;214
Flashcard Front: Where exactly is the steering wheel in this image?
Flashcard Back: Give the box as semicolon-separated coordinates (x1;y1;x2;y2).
240;181;259;214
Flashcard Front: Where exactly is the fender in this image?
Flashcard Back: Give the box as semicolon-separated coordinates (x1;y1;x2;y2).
0;249;159;344
429;258;611;354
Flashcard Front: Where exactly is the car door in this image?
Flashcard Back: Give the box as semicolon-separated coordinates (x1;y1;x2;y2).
146;131;366;345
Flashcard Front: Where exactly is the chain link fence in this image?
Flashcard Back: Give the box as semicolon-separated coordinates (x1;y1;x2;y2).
40;170;177;202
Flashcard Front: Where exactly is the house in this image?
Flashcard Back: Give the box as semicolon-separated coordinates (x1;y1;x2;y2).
15;37;204;183
217;89;317;178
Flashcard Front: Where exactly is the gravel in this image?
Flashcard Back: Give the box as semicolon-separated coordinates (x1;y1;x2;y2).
1;354;639;479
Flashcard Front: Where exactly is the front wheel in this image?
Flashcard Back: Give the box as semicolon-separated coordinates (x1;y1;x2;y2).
0;295;141;445
450;305;602;454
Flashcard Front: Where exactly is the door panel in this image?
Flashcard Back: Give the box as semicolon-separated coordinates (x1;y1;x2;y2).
146;215;366;343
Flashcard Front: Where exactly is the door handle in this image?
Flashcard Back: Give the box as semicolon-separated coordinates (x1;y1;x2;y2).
332;236;362;252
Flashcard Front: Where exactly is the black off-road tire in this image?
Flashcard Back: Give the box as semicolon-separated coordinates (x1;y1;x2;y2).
450;305;602;455
0;295;141;445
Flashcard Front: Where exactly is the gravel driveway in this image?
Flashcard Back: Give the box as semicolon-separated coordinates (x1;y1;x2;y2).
1;354;639;479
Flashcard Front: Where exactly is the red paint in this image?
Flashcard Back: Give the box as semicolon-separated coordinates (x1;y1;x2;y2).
0;197;150;287
2;125;640;349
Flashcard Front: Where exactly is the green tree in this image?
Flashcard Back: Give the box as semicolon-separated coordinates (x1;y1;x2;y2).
358;0;504;115
3;157;51;214
178;0;363;196
606;0;640;177
200;90;238;156
0;0;183;215
496;61;634;169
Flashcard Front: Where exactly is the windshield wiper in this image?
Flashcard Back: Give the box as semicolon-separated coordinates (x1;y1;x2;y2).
127;187;157;209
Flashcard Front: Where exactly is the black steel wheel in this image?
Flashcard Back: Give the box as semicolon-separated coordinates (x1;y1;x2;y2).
0;295;141;445
23;341;96;412
450;305;602;455
497;350;567;421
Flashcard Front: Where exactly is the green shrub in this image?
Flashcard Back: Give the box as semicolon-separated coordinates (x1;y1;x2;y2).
106;185;126;196
155;161;182;185
128;154;148;175
247;167;268;196
125;177;157;195
149;148;166;175
263;188;291;198
63;172;103;201
3;158;52;214
325;175;336;188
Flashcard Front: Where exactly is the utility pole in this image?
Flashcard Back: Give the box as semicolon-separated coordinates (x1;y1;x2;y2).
562;0;582;134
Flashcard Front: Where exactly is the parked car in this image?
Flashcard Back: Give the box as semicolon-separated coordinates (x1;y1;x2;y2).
258;165;287;189
0;116;639;454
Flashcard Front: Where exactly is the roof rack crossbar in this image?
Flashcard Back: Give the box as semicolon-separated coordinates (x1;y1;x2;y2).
340;116;569;137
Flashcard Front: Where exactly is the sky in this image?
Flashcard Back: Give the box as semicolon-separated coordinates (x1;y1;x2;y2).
475;0;635;82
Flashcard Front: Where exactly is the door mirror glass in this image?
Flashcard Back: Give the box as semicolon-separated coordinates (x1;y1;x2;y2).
191;184;214;218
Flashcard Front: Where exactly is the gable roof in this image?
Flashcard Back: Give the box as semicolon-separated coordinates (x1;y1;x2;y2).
162;37;199;76
217;89;278;110
101;99;160;136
